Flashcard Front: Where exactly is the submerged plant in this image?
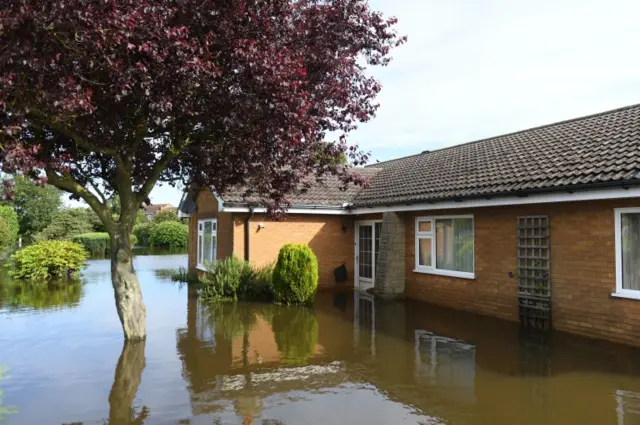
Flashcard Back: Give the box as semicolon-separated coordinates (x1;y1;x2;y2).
272;244;318;305
8;240;88;281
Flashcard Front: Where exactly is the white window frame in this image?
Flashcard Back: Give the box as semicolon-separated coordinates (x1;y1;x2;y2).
613;208;640;300
414;214;475;280
197;218;217;271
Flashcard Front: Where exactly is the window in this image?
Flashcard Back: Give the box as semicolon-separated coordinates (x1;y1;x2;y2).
197;218;217;270
614;208;640;299
415;215;474;279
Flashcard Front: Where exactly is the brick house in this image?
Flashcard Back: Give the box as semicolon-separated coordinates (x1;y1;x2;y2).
143;203;176;221
184;104;640;346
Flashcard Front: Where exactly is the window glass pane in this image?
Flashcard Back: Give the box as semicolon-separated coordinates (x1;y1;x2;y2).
436;218;473;273
418;221;432;233
203;221;213;265
418;237;432;267
198;234;203;265
211;235;217;262
622;213;640;290
359;225;373;279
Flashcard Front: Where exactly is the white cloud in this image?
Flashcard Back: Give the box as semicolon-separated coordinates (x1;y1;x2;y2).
355;0;640;158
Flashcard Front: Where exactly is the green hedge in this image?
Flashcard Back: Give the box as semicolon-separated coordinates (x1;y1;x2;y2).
0;205;19;248
71;233;138;257
272;244;318;304
9;240;88;281
149;221;188;248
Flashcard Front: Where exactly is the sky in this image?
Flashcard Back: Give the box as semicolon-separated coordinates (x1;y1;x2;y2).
72;0;640;207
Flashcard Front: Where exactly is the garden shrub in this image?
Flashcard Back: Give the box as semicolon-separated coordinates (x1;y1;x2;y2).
0;205;19;247
272;306;318;364
152;209;179;223
133;222;154;246
272;244;318;304
9;240;88;281
149;221;188;248
200;256;253;301
71;232;138;257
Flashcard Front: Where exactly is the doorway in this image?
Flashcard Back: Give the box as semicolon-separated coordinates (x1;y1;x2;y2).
354;220;382;291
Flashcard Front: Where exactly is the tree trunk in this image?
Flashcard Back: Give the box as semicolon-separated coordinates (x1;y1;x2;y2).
111;225;146;341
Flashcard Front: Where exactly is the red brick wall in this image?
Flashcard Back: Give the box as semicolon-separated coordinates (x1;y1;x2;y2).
404;198;640;346
188;189;234;271
232;213;355;289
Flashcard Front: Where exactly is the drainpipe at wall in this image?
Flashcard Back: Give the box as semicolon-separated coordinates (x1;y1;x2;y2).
244;207;254;262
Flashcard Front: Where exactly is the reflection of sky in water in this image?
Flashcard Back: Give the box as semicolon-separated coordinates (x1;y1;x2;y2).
0;255;192;425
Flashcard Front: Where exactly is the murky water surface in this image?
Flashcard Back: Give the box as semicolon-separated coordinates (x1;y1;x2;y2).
2;255;640;424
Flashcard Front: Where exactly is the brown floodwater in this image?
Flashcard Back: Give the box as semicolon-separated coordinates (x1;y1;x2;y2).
2;254;640;424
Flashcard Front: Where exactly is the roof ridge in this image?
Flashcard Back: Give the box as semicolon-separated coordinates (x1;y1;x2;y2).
367;102;640;165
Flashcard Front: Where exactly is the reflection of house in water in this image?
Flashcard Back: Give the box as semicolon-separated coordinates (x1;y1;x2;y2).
617;390;640;425
354;292;376;356
414;330;476;404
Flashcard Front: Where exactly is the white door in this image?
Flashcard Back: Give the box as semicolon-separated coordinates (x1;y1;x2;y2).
355;221;382;291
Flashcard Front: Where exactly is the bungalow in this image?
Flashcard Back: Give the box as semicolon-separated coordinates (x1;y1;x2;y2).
183;103;640;346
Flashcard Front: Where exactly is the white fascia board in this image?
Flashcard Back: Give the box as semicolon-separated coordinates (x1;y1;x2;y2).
349;186;640;215
222;206;350;215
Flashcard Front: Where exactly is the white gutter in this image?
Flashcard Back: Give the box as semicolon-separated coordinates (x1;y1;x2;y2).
221;186;640;216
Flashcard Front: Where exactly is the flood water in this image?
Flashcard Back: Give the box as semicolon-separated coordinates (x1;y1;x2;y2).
2;255;640;424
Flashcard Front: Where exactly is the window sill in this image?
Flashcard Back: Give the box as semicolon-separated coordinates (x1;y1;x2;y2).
196;265;208;272
413;268;475;280
610;291;640;301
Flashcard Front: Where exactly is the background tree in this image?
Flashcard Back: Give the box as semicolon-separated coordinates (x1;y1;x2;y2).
0;206;18;248
0;0;405;340
35;208;95;241
5;175;62;241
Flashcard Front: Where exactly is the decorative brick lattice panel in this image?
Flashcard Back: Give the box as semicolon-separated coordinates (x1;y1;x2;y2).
517;216;551;330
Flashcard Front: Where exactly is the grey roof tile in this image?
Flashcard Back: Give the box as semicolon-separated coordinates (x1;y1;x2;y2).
354;103;640;206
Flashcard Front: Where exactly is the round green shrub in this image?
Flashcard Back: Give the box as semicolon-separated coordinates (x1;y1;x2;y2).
272;306;318;364
133;222;154;246
149;221;188;248
272;244;318;304
9;240;88;281
0;205;19;247
71;232;138;257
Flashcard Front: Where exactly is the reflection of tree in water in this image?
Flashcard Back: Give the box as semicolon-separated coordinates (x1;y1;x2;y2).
107;341;149;425
0;280;83;311
272;306;318;365
0;365;17;421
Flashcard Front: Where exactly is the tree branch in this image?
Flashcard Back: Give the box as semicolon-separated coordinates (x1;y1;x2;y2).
27;109;118;155
45;167;115;232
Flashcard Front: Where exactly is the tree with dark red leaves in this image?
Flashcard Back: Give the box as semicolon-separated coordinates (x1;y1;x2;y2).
0;0;404;340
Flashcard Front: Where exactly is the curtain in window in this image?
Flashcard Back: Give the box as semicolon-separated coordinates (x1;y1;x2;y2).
622;213;640;290
436;218;473;273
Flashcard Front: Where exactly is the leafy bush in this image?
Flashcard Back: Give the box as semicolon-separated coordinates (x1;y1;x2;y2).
71;232;138;257
200;256;253;301
35;208;94;241
272;306;318;364
152;209;179;223
0;217;11;254
272;244;318;304
133;222;154;246
9;240;88;281
149;221;188;248
0;205;19;247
